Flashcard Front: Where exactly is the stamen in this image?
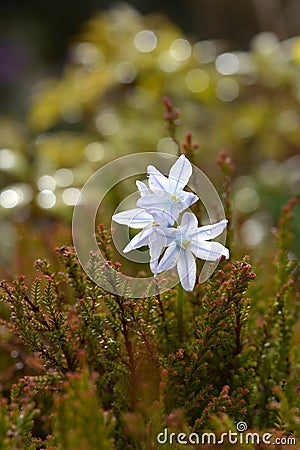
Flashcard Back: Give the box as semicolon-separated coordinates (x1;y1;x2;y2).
176;233;191;249
182;239;191;249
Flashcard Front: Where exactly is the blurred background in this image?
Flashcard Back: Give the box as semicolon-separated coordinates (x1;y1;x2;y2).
0;0;300;274
2;0;300;113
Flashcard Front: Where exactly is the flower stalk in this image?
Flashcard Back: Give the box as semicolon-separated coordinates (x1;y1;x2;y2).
177;282;184;342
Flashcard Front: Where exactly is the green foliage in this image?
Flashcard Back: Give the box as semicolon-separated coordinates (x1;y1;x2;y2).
163;257;256;430
251;197;300;430
0;6;300;446
0;193;299;448
54;369;114;450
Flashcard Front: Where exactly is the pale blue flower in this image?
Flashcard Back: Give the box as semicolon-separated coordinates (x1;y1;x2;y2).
156;212;229;291
137;154;198;225
112;155;229;290
136;180;150;197
112;207;174;274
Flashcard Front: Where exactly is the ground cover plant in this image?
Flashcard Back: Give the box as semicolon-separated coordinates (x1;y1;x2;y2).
0;4;300;449
0;97;300;449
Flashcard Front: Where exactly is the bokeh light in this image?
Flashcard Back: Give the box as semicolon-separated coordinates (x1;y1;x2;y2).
0;149;16;170
251;32;279;55
85;142;105;162
215;78;239;101
193;40;216;64
257;161;284;187
96;112;119;135
158;51;181;72
37;175;56;192
157;137;178;154
73;42;105;71
62;187;81;206
234;187;260;213
284;155;300;194
37;190;56;209
115;61;136;84
215;53;239;75
134;30;157;52
169;39;191;61
185;69;209;93
0;189;19;208
54;168;74;187
240;219;266;248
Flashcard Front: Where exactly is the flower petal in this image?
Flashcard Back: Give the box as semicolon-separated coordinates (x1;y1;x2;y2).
123;226;152;253
162;226;178;244
179;212;198;233
147;165;170;194
156;243;179;273
169;155;192;193
136;194;177;225
177;249;196;291
136;180;150;197
112;208;153;229
190;219;228;241
189;239;229;261
137;194;170;210
149;232;166;274
137;195;179;226
181;191;199;209
151;210;176;227
165;193;198;225
165;202;183;225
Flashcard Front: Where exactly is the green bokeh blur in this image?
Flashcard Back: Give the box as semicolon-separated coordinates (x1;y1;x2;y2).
0;2;300;270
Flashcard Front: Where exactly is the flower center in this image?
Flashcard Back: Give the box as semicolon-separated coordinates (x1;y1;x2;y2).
176;233;191;249
182;238;191;249
171;194;180;203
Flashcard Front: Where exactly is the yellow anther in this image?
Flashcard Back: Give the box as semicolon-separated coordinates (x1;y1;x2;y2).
182;239;191;249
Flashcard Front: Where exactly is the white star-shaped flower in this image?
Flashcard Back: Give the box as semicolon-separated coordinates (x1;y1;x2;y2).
156;212;229;291
112;207;174;274
137;154;198;225
112;154;229;291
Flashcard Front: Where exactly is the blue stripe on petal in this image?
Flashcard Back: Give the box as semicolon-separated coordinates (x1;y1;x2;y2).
182;191;199;208
137;194;170;210
179;212;198;233
136;180;150;197
123;227;152;253
147;166;170;193
190;240;229;261
169;155;192;193
177;250;196;291
190;219;228;240
156;243;179;273
113;208;153;229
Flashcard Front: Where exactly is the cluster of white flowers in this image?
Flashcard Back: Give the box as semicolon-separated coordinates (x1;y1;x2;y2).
112;155;229;291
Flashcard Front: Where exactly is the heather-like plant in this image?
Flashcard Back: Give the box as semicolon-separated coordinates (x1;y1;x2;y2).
0;102;299;449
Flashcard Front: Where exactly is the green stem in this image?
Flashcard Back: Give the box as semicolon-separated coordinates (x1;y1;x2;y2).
177;283;184;342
